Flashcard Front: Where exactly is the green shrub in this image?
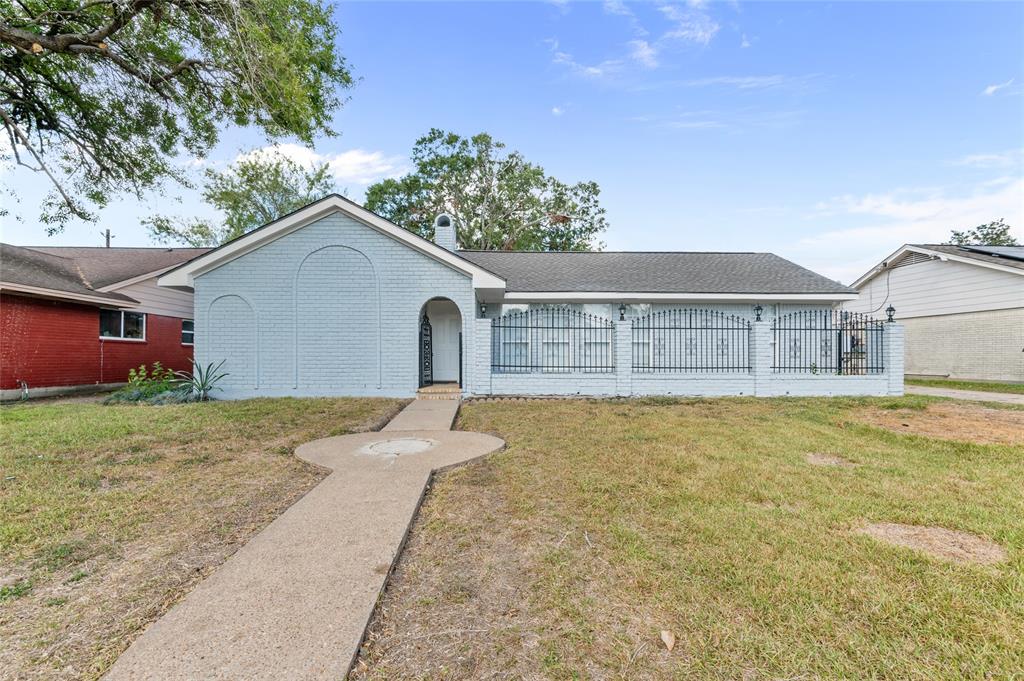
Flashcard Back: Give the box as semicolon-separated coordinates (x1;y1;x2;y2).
105;363;186;404
103;360;228;405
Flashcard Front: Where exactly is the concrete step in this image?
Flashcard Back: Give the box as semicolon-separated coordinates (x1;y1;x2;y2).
416;391;461;401
417;383;461;400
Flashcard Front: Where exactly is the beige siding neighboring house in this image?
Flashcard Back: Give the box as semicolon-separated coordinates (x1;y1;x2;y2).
844;244;1024;382
101;272;198;319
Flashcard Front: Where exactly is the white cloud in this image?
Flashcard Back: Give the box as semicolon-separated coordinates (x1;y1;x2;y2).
792;177;1024;282
950;149;1024;168
740;33;751;48
552;2;723;81
603;0;631;16
664;119;727;129
239;143;406;185
548;39;623;79
551;106;564;116
684;74;787;89
982;78;1014;96
658;2;720;46
628;39;659;68
628;73;815;93
633;107;803;132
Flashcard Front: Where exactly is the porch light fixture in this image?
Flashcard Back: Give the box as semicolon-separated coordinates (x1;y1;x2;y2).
479;301;487;316
618;303;626;321
753;304;763;322
886;304;896;322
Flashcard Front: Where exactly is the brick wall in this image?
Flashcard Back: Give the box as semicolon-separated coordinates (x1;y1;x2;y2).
1;294;101;389
99;312;195;383
901;308;1024;382
192;212;476;399
0;293;193;391
466;318;904;398
183;210;904;400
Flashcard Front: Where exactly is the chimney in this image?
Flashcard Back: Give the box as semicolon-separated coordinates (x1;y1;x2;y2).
434;214;457;251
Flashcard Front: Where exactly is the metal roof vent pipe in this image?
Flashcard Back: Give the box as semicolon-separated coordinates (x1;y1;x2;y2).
434;213;457;252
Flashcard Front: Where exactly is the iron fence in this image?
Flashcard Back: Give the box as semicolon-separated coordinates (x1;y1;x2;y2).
631;309;751;372
491;307;615;373
772;310;885;374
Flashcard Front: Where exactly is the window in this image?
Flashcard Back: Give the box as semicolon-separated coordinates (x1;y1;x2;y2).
182;319;195;345
541;323;570;372
99;309;146;340
499;324;530;373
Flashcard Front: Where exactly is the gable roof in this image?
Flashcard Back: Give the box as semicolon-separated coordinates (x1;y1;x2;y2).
157;194;507;296
458;250;855;299
26;246;211;288
0;243;137;306
851;243;1024;289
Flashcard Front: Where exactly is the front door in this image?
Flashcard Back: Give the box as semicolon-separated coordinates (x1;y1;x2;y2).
426;299;460;383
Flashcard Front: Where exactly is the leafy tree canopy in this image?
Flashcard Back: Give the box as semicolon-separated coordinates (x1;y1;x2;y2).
145;150;336;247
0;0;352;232
364;129;608;251
948;218;1019;246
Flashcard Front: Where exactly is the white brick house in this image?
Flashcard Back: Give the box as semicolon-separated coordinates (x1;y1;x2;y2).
159;195;903;399
843;244;1024;382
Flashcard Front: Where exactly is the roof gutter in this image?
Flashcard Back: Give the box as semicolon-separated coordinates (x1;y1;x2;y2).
0;282;139;307
501;291;858;303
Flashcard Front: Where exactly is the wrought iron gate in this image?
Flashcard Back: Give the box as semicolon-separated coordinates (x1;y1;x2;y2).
419;313;433;387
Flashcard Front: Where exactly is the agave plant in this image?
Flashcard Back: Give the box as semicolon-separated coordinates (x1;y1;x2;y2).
174;360;229;401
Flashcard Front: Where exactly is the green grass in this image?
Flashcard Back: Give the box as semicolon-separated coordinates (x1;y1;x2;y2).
357;397;1024;680
0;396;404;680
907;377;1024;395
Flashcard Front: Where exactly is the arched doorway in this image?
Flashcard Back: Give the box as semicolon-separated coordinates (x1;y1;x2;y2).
419;298;462;387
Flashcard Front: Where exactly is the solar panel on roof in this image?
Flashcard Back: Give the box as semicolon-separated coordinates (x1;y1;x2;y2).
962;245;1024;262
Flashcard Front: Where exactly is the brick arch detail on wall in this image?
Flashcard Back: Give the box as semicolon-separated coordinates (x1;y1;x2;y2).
292;244;382;390
207;294;259;389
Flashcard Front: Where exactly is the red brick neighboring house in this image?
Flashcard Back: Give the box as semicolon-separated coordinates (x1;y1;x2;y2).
1;244;209;399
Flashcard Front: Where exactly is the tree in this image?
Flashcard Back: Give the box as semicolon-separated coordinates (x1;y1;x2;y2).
364;129;608;251
948;218;1019;246
1;0;352;231
145;150;336;247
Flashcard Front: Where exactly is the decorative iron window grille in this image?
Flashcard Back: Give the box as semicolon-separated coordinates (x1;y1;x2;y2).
771;309;885;374
491;307;615;373
631;309;751;372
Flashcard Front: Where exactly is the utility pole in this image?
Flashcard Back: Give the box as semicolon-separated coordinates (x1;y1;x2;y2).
101;229;113;247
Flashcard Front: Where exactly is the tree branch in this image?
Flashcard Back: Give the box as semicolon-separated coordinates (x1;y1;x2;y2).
0;106;89;219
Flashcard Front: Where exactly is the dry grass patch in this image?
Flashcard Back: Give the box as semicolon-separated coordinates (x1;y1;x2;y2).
355;396;1024;680
858;523;1007;565
858;400;1024;445
805;452;855;467
0;396;404;680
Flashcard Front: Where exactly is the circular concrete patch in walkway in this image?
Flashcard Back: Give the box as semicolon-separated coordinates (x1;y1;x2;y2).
361;438;438;458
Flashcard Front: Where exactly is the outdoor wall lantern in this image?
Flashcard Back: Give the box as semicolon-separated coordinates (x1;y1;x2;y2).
753;304;763;322
479;301;487;316
886;305;896;322
618;303;626;321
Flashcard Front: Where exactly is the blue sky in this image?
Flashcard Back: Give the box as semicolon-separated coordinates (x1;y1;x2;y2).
2;0;1022;283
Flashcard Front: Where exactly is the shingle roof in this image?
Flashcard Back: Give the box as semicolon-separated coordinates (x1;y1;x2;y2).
0;243;135;303
911;244;1024;272
26;246;211;288
456;250;853;295
1;244;209;305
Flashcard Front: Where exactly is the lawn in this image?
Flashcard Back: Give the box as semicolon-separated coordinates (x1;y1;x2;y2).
906;377;1024;395
0;396;405;680
354;396;1024;680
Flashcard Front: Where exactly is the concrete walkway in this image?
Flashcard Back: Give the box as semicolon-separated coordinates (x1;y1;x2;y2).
105;400;503;681
382;398;460;431
906;384;1024;405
